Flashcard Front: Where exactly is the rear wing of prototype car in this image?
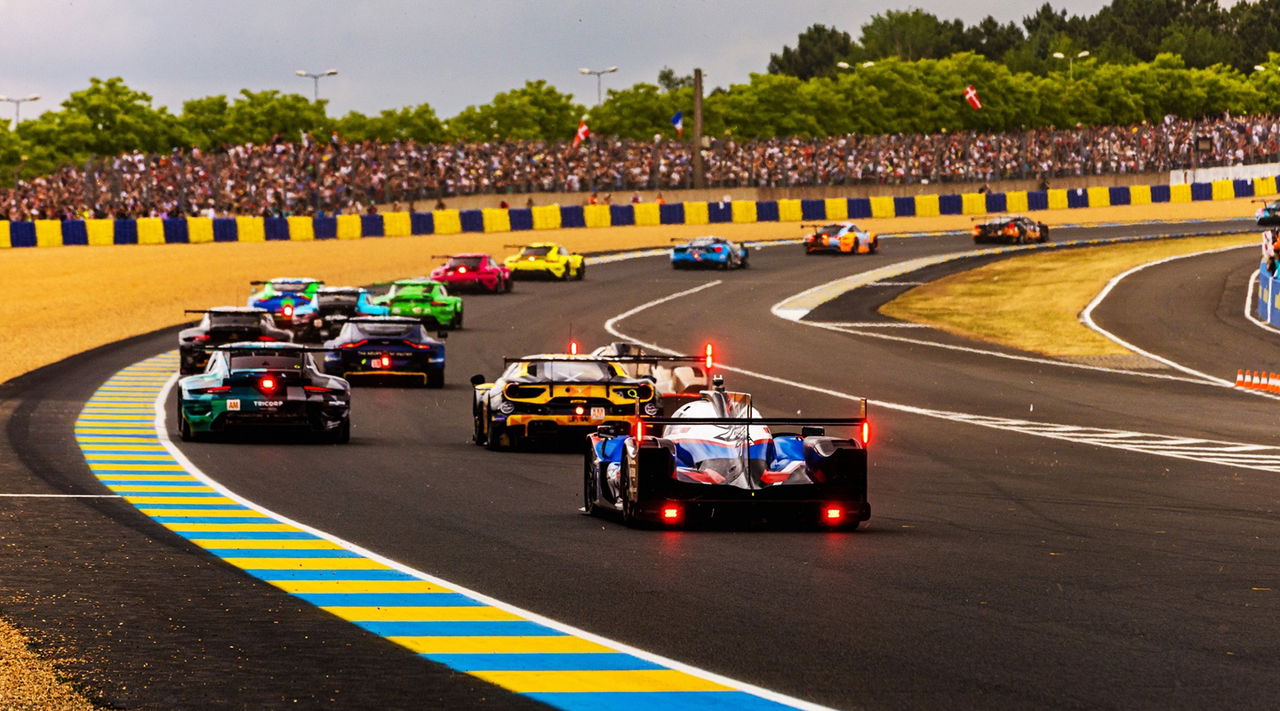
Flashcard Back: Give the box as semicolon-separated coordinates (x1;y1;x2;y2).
631;400;870;441
504;353;712;368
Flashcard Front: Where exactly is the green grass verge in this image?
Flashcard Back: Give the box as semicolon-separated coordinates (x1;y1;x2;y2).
879;234;1257;357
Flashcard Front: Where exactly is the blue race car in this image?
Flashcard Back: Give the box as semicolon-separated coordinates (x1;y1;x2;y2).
311;286;389;341
582;376;870;529
177;342;350;443
323;316;447;387
671;236;749;270
248;277;324;340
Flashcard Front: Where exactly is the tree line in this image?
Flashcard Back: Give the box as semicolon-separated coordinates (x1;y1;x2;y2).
5;1;1280;186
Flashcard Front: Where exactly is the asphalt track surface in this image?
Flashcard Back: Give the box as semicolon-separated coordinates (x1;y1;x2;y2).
4;218;1278;709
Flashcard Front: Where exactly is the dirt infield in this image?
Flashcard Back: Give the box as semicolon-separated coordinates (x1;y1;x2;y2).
0;198;1259;385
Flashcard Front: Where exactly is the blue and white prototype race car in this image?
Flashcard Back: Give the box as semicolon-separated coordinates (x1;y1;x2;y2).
582;376;871;528
671;236;750;269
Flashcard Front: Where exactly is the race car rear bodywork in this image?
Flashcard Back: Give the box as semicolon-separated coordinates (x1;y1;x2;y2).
803;222;878;255
371;278;464;329
503;242;585;280
429;253;513;293
671;236;749;269
972;216;1048;244
177;343;351;443
323;316;446;387
179;307;291;375
583;389;870;528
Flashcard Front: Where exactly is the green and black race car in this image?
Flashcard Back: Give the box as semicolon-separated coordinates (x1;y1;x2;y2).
176;342;351;443
371;278;464;330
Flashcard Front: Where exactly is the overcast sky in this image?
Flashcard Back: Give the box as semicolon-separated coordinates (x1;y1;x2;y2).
0;0;1114;120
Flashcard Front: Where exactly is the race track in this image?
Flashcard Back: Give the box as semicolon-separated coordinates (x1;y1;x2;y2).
4;220;1279;710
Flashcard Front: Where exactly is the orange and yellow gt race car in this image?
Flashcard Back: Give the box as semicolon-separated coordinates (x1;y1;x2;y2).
802;222;879;255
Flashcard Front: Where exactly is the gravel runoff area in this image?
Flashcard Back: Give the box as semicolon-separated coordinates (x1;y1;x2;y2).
0;196;1259;707
880;233;1258;357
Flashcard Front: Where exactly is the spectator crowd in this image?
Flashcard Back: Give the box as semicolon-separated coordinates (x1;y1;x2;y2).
4;114;1280;221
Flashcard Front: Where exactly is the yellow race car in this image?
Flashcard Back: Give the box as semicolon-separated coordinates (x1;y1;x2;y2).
470;351;660;450
503;242;586;280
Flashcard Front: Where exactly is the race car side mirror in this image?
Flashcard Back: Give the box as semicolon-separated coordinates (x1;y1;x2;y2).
470;374;486;386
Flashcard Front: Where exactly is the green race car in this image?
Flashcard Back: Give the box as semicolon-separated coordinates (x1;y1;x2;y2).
371;278;464;330
177;342;351;443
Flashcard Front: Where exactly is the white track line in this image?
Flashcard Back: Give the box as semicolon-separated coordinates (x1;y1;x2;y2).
606;283;1280;474
151;373;830;711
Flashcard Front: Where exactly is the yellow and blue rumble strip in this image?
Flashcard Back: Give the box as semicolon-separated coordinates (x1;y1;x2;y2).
75;351;822;711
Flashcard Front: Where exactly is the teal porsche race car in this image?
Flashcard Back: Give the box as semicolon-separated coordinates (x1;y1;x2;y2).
176;342;351;443
371;278;464;329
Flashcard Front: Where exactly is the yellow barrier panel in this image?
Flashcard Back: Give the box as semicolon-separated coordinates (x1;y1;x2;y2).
823;197;848;221
335;214;362;240
732;200;757;223
1046;189;1068;210
1129;185;1151;205
776;199;803;222
35;219;62;247
86;219;114;246
1211;179;1233;201
187;217;213;244
286;216;315;241
1004;191;1028;213
236;216;265;242
869;196;895;218
482;208;512;233
633;202;660;226
383;212;412;237
583;204;612;228
1086;186;1111;208
1170;183;1192;203
531;205;562;230
914;194;941;217
433;209;462;235
1254;176;1277;197
136;217;165;245
684;201;709;225
0;222;9;248
961;193;985;215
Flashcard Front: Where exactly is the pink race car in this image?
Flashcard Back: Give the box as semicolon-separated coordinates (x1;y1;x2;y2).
429;253;513;293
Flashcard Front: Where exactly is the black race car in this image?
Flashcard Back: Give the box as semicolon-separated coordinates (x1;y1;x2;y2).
471;352;662;450
311;286;389;342
179;307;292;375
583;376;870;529
972;215;1049;244
322;316;447;387
177;342;351;443
1255;200;1280;226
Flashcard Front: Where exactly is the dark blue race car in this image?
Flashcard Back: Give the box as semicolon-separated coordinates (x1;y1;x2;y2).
671;236;749;270
323;316;447;387
582;377;871;529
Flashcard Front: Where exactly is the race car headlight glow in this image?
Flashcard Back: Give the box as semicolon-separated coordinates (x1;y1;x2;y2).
497;400;516;414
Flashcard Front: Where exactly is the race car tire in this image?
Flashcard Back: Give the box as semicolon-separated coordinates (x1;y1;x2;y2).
1039;225;1049;243
426;369;444;389
325;418;351;444
472;407;487;446
504;277;513;293
619;457;640;527
868;238;879;254
178;409;194;442
575;262;585;281
581;456;599;516
485;416;507;451
456;310;463;329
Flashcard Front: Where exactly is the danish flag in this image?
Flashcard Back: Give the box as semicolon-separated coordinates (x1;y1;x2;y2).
573;119;590;149
964;84;982;110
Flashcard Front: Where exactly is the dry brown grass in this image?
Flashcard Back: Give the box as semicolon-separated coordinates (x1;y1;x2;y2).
0;620;94;711
880;233;1256;356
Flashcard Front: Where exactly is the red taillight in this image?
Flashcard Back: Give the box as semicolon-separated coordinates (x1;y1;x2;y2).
339;339;368;349
823;506;844;523
662;504;683;523
405;340;434;350
430;301;448;306
569;340;579;355
193;385;231;394
374;356;391;369
259;335;277;342
303;385;335;393
192;334;210;342
457;266;467;274
282;304;295;319
714;245;724;253
861;421;870;446
704;343;714;370
259;376;278;393
633;420;645;443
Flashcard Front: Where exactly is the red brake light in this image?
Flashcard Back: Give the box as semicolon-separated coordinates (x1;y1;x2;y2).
569;340;579;355
704;343;714;370
192;334;210;342
304;385;335;393
633;420;645;443
282;304;294;319
339;339;368;349
375;356;391;369
259;335;277;342
259;376;278;393
430;301;447;306
193;385;231;394
458;266;467;274
662;504;683;523
823;506;844;523
405;340;434;350
714;245;724;253
861;421;870;446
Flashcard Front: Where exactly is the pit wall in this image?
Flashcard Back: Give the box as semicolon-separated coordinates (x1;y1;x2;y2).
3;175;1276;248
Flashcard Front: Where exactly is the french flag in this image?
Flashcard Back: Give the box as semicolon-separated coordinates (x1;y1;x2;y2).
671;110;684;137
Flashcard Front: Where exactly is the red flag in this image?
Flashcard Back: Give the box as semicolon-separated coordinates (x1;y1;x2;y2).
964;84;982;110
573;120;590;149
